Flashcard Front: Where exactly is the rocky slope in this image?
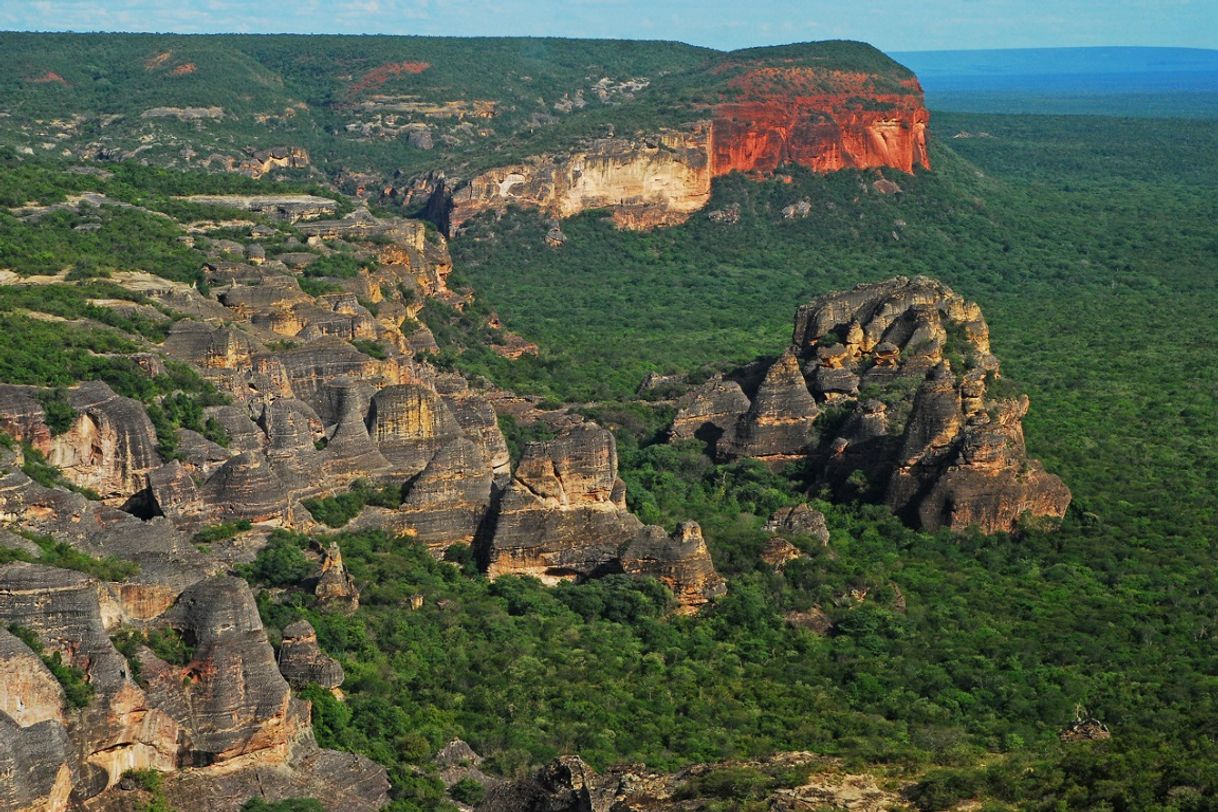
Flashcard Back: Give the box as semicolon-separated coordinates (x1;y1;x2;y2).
0;185;729;810
671;276;1071;533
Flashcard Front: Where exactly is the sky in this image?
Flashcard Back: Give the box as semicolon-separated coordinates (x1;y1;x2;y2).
0;0;1214;52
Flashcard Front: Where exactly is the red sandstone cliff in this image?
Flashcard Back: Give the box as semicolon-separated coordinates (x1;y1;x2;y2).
711;69;930;176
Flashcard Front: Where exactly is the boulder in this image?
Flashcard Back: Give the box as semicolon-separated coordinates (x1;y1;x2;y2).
277;620;344;690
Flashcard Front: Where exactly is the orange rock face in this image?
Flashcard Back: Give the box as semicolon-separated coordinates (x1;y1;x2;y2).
348;60;432;96
711;69;930;176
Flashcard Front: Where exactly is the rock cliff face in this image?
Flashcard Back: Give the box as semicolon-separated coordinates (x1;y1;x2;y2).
672;277;1070;534
448;127;712;233
711;71;930;176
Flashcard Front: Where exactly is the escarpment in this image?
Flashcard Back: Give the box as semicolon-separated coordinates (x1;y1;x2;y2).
710;70;930;176
447;128;713;233
671;277;1070;534
430;46;929;234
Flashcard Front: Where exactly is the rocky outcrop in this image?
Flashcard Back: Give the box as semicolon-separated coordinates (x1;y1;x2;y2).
760;537;804;570
485;424;726;612
486;424;641;584
198;451;292;524
277;620;344;690
675;277;1070;534
0;563;183;798
33;381;162;501
368;383;464;478
724;349;820;464
669;378;750;446
620;522;726;614
236;146;310;179
431;48;929;233
315;542;359;613
887;384;1073;533
355;437;493;554
448;127;712;233
150;576;298;766
0;561;388;811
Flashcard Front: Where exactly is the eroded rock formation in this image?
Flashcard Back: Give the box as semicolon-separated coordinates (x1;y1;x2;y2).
620;522;726;615
448;127;712;233
278;620;345;690
485;425;726;611
0;560;386;812
673;277;1070;534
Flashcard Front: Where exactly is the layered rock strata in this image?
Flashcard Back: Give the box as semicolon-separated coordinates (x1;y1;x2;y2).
447;127;712;233
0;561;387;812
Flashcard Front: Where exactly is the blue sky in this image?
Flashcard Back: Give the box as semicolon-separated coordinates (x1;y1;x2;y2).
1;0;1213;52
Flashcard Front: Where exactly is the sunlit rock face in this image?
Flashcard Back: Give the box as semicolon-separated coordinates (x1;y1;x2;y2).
448;127;713;233
443;54;931;232
711;70;930;176
485;424;727;612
